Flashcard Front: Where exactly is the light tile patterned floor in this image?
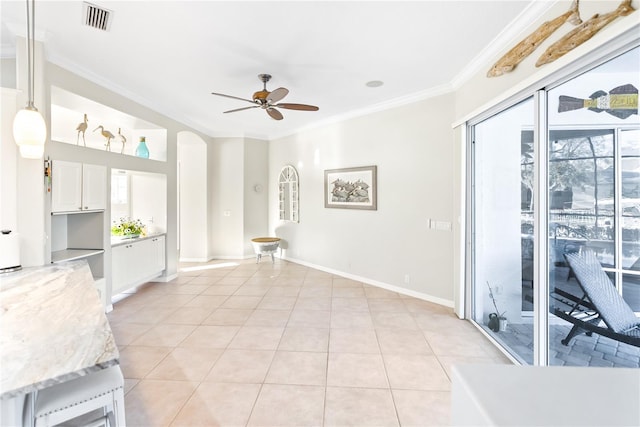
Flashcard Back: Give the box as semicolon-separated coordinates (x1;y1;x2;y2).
107;259;511;427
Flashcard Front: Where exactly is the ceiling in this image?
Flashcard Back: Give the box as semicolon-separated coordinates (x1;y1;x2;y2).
0;0;548;140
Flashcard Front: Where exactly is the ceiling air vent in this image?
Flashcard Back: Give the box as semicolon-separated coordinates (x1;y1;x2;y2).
82;2;112;31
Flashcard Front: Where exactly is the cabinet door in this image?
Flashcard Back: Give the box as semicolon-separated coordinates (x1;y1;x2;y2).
52;160;82;213
151;236;166;273
82;164;107;211
111;244;131;295
133;238;154;281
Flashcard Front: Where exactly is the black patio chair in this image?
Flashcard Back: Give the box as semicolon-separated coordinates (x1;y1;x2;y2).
552;249;640;347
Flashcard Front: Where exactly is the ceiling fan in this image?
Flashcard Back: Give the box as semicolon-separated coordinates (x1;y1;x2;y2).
211;74;319;121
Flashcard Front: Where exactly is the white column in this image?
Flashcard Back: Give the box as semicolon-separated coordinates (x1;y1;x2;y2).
15;36;47;267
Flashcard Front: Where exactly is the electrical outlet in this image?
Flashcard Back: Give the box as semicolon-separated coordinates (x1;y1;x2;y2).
404;274;410;284
429;219;451;231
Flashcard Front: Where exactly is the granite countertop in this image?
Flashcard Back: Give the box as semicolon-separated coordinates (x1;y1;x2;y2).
111;231;165;247
0;260;119;399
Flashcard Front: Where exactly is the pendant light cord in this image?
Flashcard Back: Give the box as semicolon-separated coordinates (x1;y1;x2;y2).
25;0;36;110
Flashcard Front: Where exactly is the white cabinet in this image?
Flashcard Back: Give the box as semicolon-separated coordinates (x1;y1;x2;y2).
49;161;107;307
51;160;82;213
50;211;106;308
82;164;107;211
150;235;166;273
111;235;166;297
111;243;133;295
52;160;106;213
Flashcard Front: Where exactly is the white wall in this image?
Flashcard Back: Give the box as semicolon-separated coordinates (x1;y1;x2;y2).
209;137;270;259
0;89;18;232
178;132;208;261
1;58;16;88
243;138;269;256
131;172;167;235
210;137;245;258
14;38;46;267
269;95;456;304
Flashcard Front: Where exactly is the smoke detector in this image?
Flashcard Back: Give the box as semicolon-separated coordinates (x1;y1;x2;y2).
82;2;112;32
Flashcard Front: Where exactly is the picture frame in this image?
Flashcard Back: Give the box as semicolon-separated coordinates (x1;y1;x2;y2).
324;165;377;210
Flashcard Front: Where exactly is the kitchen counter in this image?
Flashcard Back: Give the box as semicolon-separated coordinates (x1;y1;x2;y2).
451;364;640;426
111;231;165;247
0;260;119;399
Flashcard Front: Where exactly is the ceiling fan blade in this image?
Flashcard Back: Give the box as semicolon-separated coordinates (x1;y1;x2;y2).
274;103;319;111
267;107;283;120
267;87;289;103
211;92;256;104
224;105;259;114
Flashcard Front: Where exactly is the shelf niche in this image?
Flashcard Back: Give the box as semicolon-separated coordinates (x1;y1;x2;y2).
51;211;105;281
50;86;167;162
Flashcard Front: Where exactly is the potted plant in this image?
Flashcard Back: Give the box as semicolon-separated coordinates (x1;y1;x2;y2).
111;217;145;239
486;281;507;332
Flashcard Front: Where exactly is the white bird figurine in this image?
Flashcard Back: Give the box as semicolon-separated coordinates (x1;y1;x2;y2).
93;125;115;151
76;114;88;146
117;128;127;154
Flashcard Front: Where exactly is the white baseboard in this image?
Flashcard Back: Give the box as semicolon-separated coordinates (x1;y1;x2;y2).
154;272;178;282
202;255;255;260
282;256;454;308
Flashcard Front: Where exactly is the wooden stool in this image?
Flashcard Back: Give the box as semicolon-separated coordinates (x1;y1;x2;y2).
251;237;281;263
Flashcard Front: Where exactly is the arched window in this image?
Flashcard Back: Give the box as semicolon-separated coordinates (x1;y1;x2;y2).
279;165;299;222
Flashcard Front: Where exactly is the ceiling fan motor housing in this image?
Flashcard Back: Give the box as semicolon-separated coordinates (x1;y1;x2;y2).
252;90;270;102
253;74;272;102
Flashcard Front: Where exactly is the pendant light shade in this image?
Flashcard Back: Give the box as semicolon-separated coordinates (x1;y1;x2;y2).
14;0;47;159
13;106;46;159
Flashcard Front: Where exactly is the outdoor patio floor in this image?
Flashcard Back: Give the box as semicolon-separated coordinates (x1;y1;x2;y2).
484;321;640;367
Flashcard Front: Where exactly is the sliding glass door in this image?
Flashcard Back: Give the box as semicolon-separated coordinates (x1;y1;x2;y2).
546;47;639;367
471;98;535;365
470;44;639;367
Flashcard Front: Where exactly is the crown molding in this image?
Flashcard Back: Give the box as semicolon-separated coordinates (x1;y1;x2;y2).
451;0;558;89
46;51;222;139
269;81;455;141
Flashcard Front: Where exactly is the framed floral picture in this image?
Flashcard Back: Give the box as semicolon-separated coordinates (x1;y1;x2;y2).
324;165;377;210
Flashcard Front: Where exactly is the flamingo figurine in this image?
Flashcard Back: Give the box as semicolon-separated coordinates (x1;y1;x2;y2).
117;128;127;154
76;114;88;146
93;125;115;151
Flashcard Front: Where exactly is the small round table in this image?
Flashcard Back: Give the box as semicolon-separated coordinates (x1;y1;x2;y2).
251;237;281;263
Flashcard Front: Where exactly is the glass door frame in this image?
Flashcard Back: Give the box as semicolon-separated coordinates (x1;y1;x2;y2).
464;30;640;366
533;89;549;366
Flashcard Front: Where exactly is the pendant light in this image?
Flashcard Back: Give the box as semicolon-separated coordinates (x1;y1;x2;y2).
13;0;46;159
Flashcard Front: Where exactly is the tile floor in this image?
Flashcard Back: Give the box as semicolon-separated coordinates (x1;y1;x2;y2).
107;259;511;427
